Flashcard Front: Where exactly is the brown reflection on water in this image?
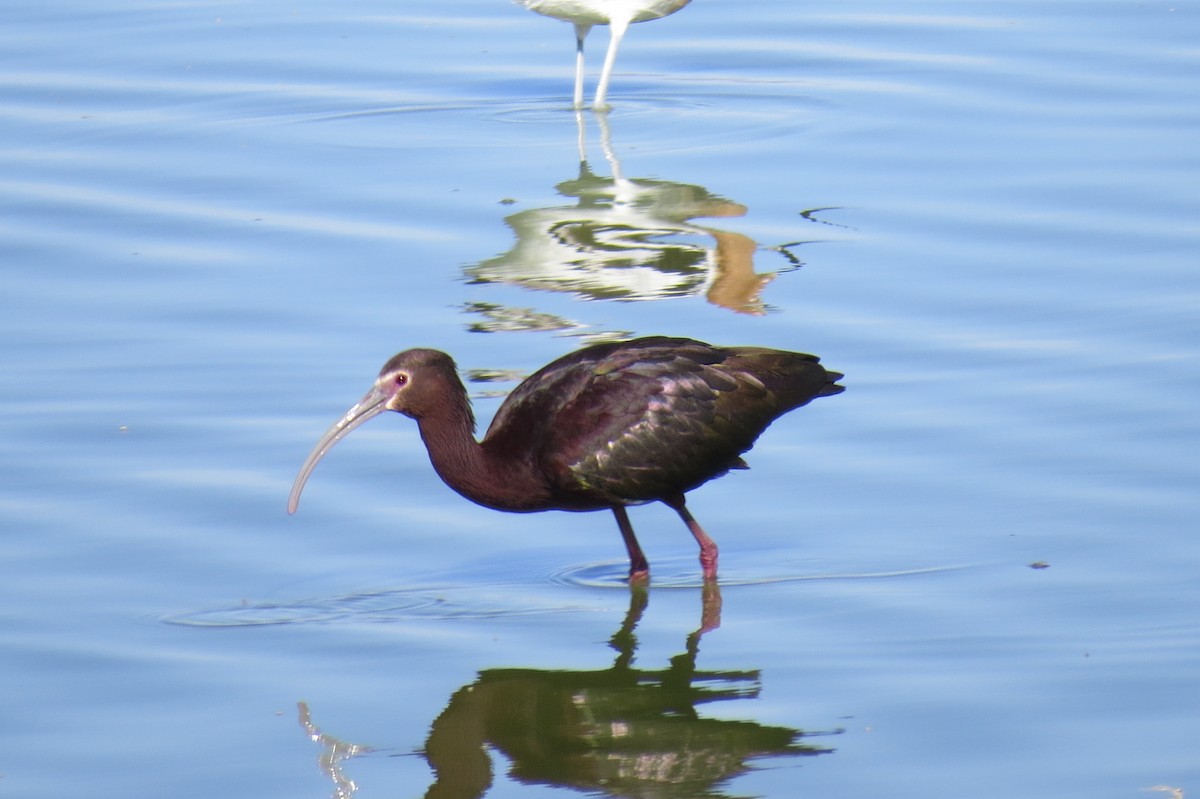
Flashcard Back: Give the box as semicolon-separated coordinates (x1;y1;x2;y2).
463;112;815;331
300;584;839;798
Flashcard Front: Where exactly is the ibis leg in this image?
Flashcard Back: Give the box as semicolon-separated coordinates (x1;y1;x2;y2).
612;506;650;581
665;495;719;581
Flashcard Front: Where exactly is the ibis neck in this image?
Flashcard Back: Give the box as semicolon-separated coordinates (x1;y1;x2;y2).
414;398;551;512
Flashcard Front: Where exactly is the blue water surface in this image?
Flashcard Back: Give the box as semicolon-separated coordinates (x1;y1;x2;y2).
1;1;1197;797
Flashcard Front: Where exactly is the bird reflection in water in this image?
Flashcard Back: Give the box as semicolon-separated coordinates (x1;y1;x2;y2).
298;702;372;799
464;112;820;331
298;585;839;799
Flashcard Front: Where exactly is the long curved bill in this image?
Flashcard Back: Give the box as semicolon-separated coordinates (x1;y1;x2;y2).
287;383;391;514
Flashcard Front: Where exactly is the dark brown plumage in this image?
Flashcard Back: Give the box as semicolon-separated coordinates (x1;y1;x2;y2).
288;336;843;581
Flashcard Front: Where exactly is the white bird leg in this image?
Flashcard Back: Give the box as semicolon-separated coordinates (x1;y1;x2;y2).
573;23;592;109
593;14;632;111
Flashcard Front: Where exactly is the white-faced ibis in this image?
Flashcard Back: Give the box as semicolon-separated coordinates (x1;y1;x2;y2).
516;0;693;109
288;336;843;581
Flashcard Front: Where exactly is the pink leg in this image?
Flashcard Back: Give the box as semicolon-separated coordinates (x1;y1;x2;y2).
612;506;649;582
664;495;719;581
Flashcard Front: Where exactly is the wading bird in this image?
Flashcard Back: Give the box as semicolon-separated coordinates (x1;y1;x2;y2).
288;336;843;581
517;0;693;109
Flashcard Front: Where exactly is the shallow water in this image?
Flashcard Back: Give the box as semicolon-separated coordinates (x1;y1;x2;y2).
2;1;1198;797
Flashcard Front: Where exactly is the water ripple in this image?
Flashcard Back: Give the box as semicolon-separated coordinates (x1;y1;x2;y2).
162;559;972;627
162;584;594;628
545;557;974;589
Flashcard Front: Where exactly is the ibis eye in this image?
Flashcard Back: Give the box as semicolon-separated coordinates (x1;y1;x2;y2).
394;373;408;387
